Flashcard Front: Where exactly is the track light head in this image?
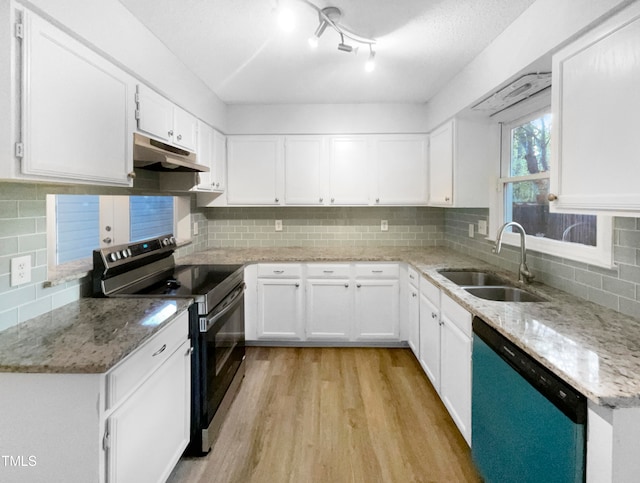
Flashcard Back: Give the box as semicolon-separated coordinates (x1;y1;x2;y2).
337;33;353;53
365;47;376;72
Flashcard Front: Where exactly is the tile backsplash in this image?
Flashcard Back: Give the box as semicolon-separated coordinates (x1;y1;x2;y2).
203;206;444;248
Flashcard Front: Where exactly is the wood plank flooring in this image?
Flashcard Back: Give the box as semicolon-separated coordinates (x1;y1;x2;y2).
167;347;481;483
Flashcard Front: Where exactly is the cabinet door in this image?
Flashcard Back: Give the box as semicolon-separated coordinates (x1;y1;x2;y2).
21;12;133;185
419;292;440;391
305;279;352;340
328;136;370;205
374;135;428;205
408;285;420;357
354;280;400;340
196;121;214;191
440;317;472;446
428;121;454;206
136;84;173;144
211;130;226;192
257;279;303;339
550;4;640;214
173;106;198;152
106;340;191;483
284;136;325;205
227;136;282;205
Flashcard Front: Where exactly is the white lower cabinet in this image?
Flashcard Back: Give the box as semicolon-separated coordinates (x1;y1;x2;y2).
306;279;352;340
354;279;400;340
419;276;441;391
257;278;304;340
407;267;420;357
106;339;190;483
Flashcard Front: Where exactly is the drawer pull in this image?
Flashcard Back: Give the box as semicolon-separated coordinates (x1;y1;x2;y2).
323;270;334;273
273;270;285;274
431;312;438;319
152;344;167;357
372;270;383;273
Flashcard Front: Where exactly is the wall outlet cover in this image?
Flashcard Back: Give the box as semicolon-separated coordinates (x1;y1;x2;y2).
381;220;389;231
468;223;475;238
11;255;31;287
478;220;488;235
275;220;283;232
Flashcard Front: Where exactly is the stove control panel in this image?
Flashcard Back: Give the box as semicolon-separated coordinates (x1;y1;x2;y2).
95;234;177;271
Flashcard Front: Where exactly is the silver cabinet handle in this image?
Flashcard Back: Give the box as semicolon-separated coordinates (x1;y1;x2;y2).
295;282;300;288
103;237;112;244
275;198;279;203
376;198;380;203
177;134;182;141
344;283;349;288
127;171;136;179
356;283;362;288
548;193;558;202
412;292;417;297
445;196;451;202
185;347;194;356
168;130;174;137
331;198;335;203
431;312;437;319
323;270;334;273
319;197;323;203
152;344;167;357
273;270;284;274
372;270;383;273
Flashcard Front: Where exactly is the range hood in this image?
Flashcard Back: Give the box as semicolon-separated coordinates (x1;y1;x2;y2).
472;73;552;115
133;133;209;172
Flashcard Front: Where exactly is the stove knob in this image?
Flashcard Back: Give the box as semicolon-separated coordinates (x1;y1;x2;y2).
109;253;118;262
115;251;122;260
162;238;169;246
169;236;176;245
121;250;129;259
126;248;132;257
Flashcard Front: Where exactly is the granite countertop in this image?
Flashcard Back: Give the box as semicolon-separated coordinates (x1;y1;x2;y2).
0;298;192;374
178;246;640;408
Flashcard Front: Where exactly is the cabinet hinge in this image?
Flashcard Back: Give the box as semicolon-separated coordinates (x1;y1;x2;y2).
14;22;23;39
134;109;140;121
15;142;24;158
134;92;140;104
102;430;110;450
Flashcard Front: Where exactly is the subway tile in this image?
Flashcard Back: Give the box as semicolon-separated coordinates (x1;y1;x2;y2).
619;297;640;320
0;183;37;201
0;308;18;331
602;277;636;299
18;200;46;218
18;234;47;252
575;269;602;289
51;285;82;309
0;237;19;257
588;288;619;311
618;230;640;249
619;264;640;284
614;246;637;265
18;296;53;323
0;201;19;219
614;217;637;230
0;284;36;311
0;218;36;237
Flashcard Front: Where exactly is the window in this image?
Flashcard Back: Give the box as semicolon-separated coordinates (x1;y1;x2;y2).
496;106;613;267
48;195;179;267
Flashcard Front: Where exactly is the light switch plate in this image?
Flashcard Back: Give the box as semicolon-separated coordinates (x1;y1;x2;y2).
468;223;475;238
11;255;31;287
478;220;488;235
275;220;283;232
381;220;388;232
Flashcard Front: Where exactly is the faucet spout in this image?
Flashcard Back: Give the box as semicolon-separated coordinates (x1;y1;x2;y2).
494;221;534;283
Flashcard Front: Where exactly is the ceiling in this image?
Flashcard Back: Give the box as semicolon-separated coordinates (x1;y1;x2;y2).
118;0;536;105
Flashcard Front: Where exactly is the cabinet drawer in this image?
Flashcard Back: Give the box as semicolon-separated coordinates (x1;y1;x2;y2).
420;276;440;306
106;310;189;410
306;263;350;278
355;263;399;279
408;266;419;287
441;293;472;337
257;263;302;278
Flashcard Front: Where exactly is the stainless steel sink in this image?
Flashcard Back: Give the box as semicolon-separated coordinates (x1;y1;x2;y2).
464;286;546;303
438;270;510;287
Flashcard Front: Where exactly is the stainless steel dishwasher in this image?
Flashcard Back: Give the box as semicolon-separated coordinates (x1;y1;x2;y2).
472;317;587;483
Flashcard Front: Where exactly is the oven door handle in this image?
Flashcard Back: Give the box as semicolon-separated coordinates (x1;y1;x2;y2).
200;283;245;332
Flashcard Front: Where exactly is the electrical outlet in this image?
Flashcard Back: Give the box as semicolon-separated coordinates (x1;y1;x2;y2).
468;223;475;238
275;220;283;232
478;220;488;236
10;255;31;287
381;220;388;232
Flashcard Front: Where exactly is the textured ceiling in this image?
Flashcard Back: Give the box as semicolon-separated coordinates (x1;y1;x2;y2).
119;0;536;104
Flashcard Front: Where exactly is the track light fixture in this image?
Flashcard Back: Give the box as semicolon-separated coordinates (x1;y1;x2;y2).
285;0;377;71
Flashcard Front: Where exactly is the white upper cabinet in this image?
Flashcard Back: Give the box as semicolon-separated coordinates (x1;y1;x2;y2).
227;136;283;205
194;121;214;191
211;129;227;192
550;1;640;215
284;136;325;205
328;136;370;205
428;118;495;207
19;10;135;186
374;134;428;205
136;84;198;152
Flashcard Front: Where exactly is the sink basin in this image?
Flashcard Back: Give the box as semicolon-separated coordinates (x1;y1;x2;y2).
438;270;510;287
464;286;546;303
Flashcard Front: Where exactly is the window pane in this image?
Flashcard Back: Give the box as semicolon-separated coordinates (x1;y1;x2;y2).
130;196;174;242
510;113;552;176
505;179;597;246
56;195;99;263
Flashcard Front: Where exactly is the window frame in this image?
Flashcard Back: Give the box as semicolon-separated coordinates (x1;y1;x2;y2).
491;104;614;268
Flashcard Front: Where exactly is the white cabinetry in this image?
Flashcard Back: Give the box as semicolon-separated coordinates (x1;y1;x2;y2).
328;136;370;205
227;136;283;205
284;136;325;205
550;1;640;215
439;293;472;446
354;264;400;340
256;264;303;340
428;118;495;207
136;84;197;152
193;123;225;192
419;275;441;390
17;10;134;186
407;267;420;357
374;135;428;205
306;264;352;340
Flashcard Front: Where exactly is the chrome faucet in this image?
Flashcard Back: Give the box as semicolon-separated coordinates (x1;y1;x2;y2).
494;221;534;283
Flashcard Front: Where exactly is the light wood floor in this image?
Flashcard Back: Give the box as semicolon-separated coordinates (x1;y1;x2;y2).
167;347;481;483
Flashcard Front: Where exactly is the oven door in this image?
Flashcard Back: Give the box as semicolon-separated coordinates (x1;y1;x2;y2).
197;282;245;449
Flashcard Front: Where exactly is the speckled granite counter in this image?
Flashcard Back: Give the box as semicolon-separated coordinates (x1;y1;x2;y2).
0;298;192;373
178;246;640;408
